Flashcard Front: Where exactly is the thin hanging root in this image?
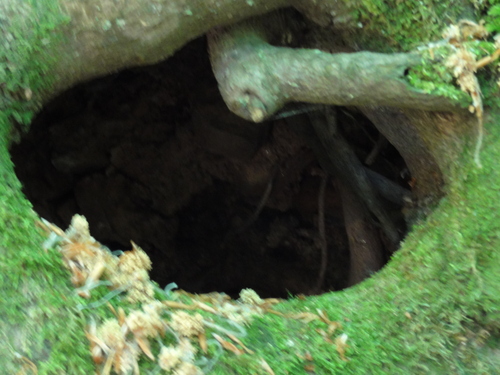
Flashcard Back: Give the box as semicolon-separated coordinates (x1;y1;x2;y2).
475;48;500;69
308;107;401;247
443;22;496;169
221;165;278;247
365;134;388;165
474;117;483;169
236;165;278;233
470;82;483;168
470;72;484;168
313;174;328;294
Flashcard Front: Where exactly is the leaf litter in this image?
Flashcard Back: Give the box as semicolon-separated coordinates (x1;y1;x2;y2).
38;214;346;374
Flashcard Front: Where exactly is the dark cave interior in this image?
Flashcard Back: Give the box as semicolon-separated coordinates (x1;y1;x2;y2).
11;37;412;298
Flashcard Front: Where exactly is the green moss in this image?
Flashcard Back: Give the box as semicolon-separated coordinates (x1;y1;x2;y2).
407;47;470;106
481;71;500;109
0;0;69;139
209;111;500;374
346;0;472;52
0;2;93;373
406;38;499;109
0;116;95;373
484;2;500;33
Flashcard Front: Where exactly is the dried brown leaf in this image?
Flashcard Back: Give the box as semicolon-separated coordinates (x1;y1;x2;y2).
163;301;196;310
334;334;349;361
304;364;315;372
259;358;275;375
194;301;218;314
265;309;286;317
14;354;38;375
199;332;208;354
136;337;155;360
458;20;488;40
228;334;254;354
327;321;342;335
213;333;244;355
287;312;320;323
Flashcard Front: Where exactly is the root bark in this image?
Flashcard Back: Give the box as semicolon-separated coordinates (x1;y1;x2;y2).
208;19;458;123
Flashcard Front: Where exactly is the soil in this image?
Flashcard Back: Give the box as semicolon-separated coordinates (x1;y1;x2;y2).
11;37;409;298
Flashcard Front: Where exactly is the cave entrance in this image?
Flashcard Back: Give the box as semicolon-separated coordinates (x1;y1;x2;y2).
11;38;411;298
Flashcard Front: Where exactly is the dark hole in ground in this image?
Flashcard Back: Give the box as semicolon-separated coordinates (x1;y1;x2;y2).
11;38;411;298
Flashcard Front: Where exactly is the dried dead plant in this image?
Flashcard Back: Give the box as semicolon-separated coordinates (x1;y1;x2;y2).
442;20;500;167
39;215;347;373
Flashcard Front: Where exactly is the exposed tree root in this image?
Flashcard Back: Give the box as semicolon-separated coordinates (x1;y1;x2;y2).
338;181;384;286
365;134;388;166
359;106;446;201
207;18;458;123
207;16;461;208
313;173;328;294
307;107;401;249
225;164;278;242
363;168;411;206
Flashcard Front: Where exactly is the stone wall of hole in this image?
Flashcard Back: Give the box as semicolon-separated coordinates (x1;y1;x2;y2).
11;38;409;298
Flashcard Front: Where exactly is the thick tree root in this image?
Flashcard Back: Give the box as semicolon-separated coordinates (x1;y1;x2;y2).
307;107;401;249
208;19;458;123
338;181;384;286
364;168;411;206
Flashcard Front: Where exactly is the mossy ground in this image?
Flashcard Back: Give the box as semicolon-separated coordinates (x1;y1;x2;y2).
0;1;92;373
211;110;500;374
0;112;95;374
0;0;68;138
2;111;499;375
